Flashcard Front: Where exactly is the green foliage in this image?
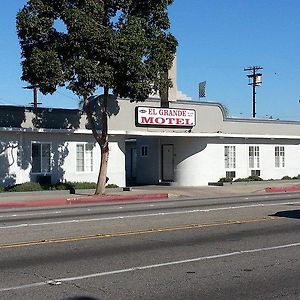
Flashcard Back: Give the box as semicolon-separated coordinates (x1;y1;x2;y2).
282;174;300;180
1;181;118;192
218;177;233;183
4;182;42;192
16;0;177;100
106;183;119;188
234;176;263;182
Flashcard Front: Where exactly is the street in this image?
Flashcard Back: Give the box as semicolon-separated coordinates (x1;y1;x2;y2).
0;193;299;299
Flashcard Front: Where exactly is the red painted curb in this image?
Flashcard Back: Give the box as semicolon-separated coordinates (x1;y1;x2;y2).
265;186;300;193
0;193;169;209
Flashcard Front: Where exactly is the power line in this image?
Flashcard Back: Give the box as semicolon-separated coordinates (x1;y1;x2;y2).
244;66;263;118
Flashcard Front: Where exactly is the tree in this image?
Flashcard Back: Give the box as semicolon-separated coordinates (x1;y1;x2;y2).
16;0;177;194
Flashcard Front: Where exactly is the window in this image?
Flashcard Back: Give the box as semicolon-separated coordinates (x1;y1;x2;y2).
275;146;285;168
249;146;260;168
76;143;94;172
224;146;236;168
251;170;261;177
226;171;236;179
141;145;148;157
31;142;51;173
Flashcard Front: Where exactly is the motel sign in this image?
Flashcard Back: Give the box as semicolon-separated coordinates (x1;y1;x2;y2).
136;107;196;127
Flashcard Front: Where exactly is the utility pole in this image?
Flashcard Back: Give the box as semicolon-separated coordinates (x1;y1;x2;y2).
23;84;41;109
244;66;263;118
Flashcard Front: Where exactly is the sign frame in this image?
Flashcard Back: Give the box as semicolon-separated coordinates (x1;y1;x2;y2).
135;106;196;128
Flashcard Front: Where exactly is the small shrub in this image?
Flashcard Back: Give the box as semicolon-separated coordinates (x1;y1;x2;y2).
234;176;263;182
247;175;263;181
234;178;248;182
281;176;292;180
5;182;42;192
106;183;119;188
218;177;233;183
72;182;97;189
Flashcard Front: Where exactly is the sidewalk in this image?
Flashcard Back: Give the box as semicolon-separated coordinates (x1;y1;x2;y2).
0;180;300;209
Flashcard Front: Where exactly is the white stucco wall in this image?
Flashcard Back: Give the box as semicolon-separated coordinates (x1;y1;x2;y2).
0;131;126;188
158;137;300;186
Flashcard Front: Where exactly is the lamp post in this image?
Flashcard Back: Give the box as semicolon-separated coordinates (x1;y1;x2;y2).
244;66;263;118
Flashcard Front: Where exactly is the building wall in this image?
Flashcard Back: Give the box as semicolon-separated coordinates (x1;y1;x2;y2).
0;131;126;188
166;137;300;186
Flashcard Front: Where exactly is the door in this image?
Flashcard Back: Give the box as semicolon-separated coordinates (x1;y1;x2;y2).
162;144;174;181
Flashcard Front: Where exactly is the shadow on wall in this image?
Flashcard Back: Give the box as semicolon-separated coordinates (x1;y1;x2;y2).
85;95;120;130
30;108;79;184
271;210;300;219
0;118;74;188
175;138;208;165
0;106;26;127
0;141;18;187
32;108;81;129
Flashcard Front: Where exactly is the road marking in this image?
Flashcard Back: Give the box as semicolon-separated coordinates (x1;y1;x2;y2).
0;216;277;249
0;211;63;218
1;241;300;292
0;201;299;230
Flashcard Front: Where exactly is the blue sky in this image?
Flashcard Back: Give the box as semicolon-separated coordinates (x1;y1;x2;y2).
1;1;300;120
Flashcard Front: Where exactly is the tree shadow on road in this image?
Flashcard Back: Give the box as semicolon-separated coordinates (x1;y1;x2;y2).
271;209;300;219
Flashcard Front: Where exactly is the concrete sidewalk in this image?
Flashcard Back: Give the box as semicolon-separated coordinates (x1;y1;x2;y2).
0;180;300;209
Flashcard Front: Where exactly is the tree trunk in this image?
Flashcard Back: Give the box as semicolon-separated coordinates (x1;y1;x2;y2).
95;143;109;195
95;87;109;195
83;87;109;195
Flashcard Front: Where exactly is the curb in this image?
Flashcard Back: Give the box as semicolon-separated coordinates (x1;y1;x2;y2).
265;186;300;193
0;193;169;209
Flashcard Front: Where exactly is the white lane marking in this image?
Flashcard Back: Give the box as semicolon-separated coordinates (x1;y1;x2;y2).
0;211;63;218
1;241;299;292
0;201;299;230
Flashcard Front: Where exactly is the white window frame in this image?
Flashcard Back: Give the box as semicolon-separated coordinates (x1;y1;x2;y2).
76;143;94;173
224;146;236;169
31;141;52;174
275;146;285;168
249;146;260;169
140;145;148;157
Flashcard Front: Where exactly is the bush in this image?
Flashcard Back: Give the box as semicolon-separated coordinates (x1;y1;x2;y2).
4;182;42;192
233;178;248;182
106;183;119;188
218;177;233;183
234;175;263;182
71;182;97;189
0;181;100;193
281;176;292;180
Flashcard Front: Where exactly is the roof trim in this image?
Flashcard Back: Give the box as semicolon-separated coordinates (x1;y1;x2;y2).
1;126;300;140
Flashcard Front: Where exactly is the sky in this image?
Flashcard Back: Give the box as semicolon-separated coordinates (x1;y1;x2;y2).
1;0;300;120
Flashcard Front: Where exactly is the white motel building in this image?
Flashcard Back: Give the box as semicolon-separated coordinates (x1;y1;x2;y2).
1;60;300;188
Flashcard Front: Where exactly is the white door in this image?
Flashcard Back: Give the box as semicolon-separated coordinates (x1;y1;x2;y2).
162;144;174;181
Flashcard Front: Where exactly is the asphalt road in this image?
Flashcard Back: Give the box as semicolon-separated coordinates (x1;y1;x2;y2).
0;193;299;299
